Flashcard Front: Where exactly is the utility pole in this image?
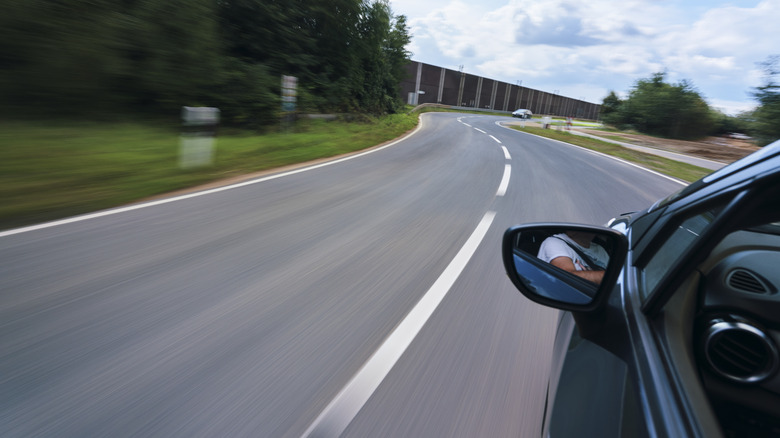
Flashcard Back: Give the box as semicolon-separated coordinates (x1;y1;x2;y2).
475;77;483;108
457;65;465;107
437;68;445;104
413;62;423;105
516;80;523;109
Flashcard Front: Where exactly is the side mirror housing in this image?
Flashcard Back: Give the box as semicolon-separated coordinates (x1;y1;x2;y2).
502;223;628;312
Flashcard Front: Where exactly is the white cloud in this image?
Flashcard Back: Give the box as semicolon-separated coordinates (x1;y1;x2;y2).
390;0;780;109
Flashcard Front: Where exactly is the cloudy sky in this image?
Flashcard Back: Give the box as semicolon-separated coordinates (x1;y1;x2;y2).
388;0;779;114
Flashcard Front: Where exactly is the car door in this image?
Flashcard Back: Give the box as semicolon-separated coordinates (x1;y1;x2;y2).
626;179;780;437
503;225;662;437
541;206;731;437
542;309;649;438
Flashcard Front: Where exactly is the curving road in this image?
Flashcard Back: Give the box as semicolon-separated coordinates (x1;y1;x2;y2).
0;113;684;437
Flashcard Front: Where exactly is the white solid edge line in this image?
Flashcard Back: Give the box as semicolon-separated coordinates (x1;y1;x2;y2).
489;135;501;144
301;211;497;438
0;115;428;239
497;164;511;197
501;146;511;160
497;122;687;186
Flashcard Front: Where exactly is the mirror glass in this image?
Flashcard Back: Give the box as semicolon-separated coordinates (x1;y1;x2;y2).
506;227;622;306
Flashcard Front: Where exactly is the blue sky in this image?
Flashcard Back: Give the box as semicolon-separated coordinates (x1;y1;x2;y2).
388;0;779;114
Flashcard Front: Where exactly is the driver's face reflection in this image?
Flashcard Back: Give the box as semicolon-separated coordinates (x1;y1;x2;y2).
565;231;596;248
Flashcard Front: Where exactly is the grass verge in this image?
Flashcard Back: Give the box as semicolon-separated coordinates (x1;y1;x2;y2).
509;126;712;183
0;113;418;230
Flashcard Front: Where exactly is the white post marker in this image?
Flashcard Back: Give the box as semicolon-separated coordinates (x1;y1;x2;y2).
180;106;220;169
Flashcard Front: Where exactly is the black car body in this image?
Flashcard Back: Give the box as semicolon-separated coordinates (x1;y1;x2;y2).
503;140;780;437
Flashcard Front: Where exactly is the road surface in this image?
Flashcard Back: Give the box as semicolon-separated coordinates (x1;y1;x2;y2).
0;113;684;437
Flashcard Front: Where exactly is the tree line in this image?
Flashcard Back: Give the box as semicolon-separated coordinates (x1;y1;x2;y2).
0;0;411;127
600;58;780;146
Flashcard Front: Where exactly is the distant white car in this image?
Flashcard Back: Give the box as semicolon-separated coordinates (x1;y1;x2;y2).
512;109;532;119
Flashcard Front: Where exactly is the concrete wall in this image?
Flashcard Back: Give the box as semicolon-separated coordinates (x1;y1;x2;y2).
400;61;601;120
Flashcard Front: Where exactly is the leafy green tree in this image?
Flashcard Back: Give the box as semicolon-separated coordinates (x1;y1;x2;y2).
751;55;780;146
0;0;124;112
599;91;622;125
352;1;411;113
709;109;750;136
207;58;279;127
216;0;409;115
381;12;413;112
0;0;222;115
0;0;411;124
218;0;358;112
602;73;713;139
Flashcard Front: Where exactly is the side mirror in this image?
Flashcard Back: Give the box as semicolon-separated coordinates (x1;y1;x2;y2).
502;223;628;312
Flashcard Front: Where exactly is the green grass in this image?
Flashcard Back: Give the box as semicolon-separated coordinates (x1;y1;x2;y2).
0;113;418;230
588;126;623;133
509;126;712;183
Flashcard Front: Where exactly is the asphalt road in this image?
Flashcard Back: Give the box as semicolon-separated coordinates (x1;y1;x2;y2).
0;113;685;437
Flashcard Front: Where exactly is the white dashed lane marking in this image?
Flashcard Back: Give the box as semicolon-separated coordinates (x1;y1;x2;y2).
501;146;511;160
497;164;511;197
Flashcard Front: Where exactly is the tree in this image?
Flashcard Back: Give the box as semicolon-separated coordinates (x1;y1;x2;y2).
0;0;126;112
350;1;411;113
599;91;622;125
0;0;412;124
382;13;413;111
709;108;750;136
601;73;713;139
216;0;410;115
0;0;222;115
751;55;780;146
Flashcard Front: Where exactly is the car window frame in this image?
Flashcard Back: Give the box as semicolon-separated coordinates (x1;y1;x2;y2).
635;147;780;316
638;208;721;301
637;190;751;316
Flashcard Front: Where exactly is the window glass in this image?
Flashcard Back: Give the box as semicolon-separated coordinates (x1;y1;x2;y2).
640;210;717;300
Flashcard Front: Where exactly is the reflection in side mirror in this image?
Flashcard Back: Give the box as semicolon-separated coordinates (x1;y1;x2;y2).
502;224;628;312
